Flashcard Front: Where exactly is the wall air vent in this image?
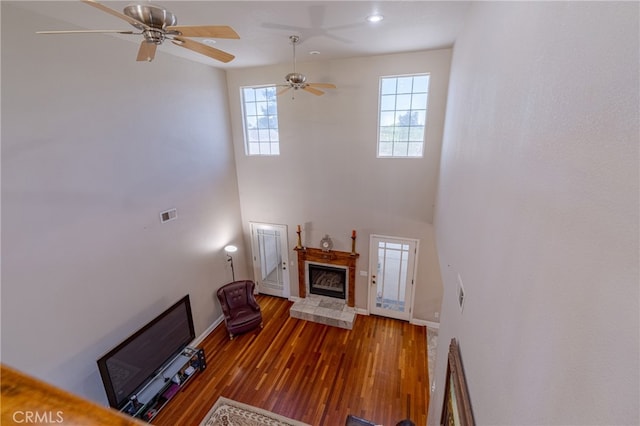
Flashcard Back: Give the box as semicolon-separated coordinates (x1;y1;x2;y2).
160;208;177;223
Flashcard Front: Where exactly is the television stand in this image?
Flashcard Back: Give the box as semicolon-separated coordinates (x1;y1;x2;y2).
120;347;206;422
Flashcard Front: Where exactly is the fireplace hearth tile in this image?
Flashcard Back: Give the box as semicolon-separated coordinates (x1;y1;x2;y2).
290;295;356;330
318;299;346;310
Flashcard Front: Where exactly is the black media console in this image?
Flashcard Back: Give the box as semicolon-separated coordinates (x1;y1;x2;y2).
120;347;206;422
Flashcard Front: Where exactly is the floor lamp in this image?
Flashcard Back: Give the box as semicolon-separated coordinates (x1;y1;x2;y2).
224;245;237;281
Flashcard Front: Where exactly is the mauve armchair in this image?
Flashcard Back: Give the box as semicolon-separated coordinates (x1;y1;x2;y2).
216;280;263;340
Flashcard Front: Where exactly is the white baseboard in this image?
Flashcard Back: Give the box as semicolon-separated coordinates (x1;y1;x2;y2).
192;315;224;346
410;319;441;329
425;320;440;330
355;308;369;315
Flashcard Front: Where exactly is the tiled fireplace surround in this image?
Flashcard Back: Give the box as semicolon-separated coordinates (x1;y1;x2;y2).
289;247;359;330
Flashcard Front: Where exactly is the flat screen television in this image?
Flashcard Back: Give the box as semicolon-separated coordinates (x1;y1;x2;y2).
97;295;195;409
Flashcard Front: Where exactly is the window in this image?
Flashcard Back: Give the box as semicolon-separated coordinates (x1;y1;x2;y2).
241;86;279;155
377;74;430;158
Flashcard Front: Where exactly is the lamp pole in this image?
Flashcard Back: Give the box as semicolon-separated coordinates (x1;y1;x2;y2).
224;245;238;281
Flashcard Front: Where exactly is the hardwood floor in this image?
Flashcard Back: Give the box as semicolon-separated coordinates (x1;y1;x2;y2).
152;295;429;426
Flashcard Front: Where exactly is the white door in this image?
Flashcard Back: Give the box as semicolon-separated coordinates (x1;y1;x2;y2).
369;235;418;321
250;222;290;298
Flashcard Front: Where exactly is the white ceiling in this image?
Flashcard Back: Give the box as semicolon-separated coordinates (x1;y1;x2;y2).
19;1;471;69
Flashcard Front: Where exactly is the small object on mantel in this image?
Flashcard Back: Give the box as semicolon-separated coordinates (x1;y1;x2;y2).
351;229;357;255
295;224;303;249
320;234;333;252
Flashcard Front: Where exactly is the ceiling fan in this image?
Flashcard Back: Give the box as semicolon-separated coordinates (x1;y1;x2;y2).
37;0;239;63
277;35;336;97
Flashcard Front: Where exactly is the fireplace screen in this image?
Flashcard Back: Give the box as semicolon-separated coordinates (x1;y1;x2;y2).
308;263;347;299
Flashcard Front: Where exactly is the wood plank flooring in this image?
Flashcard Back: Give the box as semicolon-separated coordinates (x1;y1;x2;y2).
152;295;429;426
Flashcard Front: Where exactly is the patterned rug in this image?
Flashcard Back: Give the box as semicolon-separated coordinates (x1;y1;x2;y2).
199;396;311;426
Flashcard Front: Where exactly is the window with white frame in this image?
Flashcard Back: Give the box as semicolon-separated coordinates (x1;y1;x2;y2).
241;86;279;156
377;74;430;158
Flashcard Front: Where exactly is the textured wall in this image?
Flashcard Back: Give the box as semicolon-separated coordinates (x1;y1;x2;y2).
431;2;639;424
1;3;244;404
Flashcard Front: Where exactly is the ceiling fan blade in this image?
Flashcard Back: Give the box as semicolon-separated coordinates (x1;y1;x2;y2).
303;86;325;96
307;83;337;89
81;0;149;30
167;25;239;39
37;30;136;35
277;86;292;96
136;41;157;62
171;37;235;63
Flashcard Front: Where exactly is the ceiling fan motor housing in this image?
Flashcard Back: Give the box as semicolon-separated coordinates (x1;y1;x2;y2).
124;4;178;44
286;72;307;86
123;4;177;30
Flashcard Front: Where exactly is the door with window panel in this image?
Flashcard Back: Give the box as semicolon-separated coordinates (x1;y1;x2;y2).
369;235;418;321
250;222;290;298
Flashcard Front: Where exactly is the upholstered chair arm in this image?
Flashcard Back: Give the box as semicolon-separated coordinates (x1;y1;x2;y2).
216;291;231;318
246;281;261;311
248;297;261;312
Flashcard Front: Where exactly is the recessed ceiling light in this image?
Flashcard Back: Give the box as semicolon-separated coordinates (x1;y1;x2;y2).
309;50;321;55
366;14;384;23
202;39;217;45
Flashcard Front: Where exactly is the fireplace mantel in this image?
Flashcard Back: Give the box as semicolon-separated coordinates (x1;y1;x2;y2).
295;247;359;307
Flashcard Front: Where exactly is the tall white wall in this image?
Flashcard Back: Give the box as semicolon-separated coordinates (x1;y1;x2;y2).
226;49;451;321
431;2;639;424
1;3;245;404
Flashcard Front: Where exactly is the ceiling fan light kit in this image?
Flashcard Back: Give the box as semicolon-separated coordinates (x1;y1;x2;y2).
277;35;337;99
37;0;239;63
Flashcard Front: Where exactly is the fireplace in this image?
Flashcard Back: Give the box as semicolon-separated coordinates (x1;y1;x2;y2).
307;262;347;300
294;247;359;307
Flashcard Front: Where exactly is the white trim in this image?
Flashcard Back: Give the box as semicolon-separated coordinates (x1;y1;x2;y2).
191;315;224;346
410;318;440;328
355;308;369;315
425;320;440;330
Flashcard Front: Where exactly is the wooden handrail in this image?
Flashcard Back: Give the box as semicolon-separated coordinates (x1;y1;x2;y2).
1;363;145;425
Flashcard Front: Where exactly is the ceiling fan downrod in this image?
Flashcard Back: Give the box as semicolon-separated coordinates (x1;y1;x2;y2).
290;35;299;73
286;35;306;88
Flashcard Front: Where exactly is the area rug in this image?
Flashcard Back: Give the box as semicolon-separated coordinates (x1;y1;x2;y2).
199;396;311;426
